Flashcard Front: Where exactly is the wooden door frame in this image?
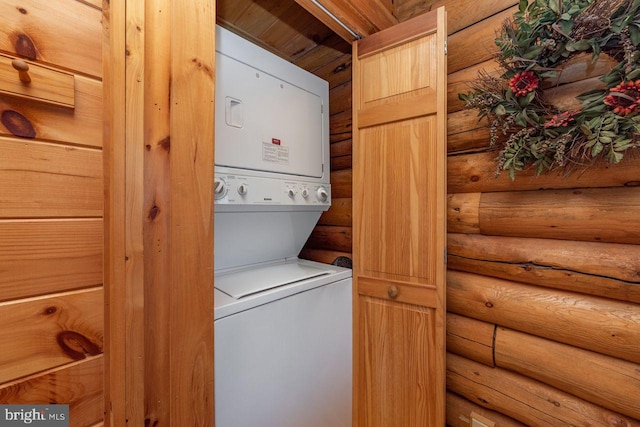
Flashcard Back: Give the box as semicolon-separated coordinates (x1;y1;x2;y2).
102;0;216;425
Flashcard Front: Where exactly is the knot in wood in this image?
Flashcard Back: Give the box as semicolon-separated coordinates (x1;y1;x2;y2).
1;110;36;138
57;331;101;360
12;33;37;60
43;306;57;315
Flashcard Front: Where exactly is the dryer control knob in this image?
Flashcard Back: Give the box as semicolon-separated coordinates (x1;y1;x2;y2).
214;179;228;200
287;188;296;198
237;183;248;196
301;188;309;198
317;187;329;202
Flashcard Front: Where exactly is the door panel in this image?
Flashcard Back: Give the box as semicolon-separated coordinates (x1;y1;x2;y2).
360;36;437;107
353;7;447;426
358;296;436;427
359;116;438;281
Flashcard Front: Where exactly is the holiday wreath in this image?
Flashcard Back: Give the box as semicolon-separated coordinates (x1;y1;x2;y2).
459;0;640;179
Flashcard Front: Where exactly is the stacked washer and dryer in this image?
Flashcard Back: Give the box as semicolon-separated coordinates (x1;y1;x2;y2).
213;26;352;427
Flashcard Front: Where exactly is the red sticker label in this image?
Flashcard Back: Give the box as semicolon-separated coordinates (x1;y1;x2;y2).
272;138;281;145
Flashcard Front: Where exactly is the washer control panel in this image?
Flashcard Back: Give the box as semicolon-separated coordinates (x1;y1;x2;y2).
214;173;331;206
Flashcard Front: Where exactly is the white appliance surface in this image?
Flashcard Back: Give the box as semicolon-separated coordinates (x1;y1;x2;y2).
215;25;329;180
213;24;351;427
214;24;332;271
215;260;352;427
215;258;351;319
216;52;324;178
216;262;330;299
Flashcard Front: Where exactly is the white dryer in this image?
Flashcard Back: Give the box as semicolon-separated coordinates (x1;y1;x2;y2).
214;25;352;427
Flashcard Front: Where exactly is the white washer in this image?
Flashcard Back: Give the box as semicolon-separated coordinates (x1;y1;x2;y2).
214;259;351;427
214;25;352;427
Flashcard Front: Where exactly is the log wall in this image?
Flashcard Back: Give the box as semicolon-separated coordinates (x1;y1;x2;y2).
300;0;640;424
0;1;104;426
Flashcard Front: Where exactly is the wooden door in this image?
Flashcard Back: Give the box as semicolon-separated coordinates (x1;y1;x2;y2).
352;8;447;426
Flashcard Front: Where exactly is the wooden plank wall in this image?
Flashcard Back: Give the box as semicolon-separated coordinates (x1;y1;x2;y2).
0;1;104;426
103;0;216;424
300;0;640;425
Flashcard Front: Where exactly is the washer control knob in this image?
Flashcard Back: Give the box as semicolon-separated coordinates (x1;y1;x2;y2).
288;188;296;198
317;187;329;202
214;178;228;200
237;183;248;196
301;188;309;198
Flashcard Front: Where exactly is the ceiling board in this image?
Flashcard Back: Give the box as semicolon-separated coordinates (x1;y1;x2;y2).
349;0;397;30
292;0;358;42
294;0;399;41
217;0;431;77
218;0;352;75
217;0;253;25
233;0;292;37
293;34;351;72
394;0;433;21
258;2;335;58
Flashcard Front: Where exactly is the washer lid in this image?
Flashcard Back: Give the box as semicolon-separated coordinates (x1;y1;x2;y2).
215;263;331;299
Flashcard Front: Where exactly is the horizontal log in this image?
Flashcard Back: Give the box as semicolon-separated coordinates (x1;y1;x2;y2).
298;248;352;265
330;155;352;171
0;219;103;302
449;54;617;114
447;270;640;364
312;53;352;90
446;391;526;427
331;133;352;144
447;7;517;74
495;327;640;419
448;60;502;113
447;233;640;283
479;187;640;244
447;128;492;154
447;193;480;234
0;0;102;78
330;109;352;142
318;197;352;226
447;188;640;244
330;81;352;115
447;352;640;426
0;137;103;218
449;76;614;137
330;139;352;158
546;76;606;112
305;225;352;253
0;287;103;383
331;169;352;198
448;108;484;136
447;313;495;367
447;151;640;193
447;234;640;303
543;52;618;88
448;254;640;305
0;76;102;147
0;356;103;427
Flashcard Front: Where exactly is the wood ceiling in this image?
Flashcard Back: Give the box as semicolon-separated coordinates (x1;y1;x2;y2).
217;0;435;74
